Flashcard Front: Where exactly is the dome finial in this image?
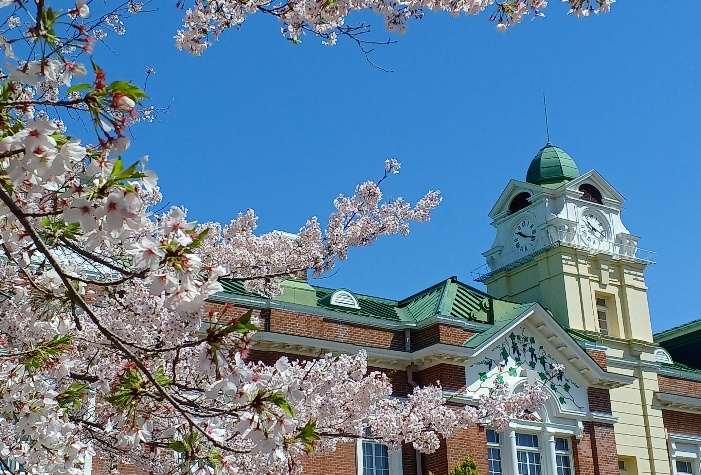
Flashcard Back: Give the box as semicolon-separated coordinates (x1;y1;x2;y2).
543;93;551;144
526;143;580;189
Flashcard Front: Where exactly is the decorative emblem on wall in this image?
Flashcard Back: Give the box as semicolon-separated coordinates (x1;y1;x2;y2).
470;327;582;410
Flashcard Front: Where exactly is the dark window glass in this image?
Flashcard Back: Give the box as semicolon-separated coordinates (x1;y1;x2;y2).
579;184;603;204
509;192;532;214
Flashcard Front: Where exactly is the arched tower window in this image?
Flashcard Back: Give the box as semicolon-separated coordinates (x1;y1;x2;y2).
579;184;603;204
509;192;532;214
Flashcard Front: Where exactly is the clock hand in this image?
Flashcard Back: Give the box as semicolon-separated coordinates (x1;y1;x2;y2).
586;222;605;239
517;232;536;240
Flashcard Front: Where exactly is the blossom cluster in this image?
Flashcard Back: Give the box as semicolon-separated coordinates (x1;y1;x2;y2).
0;2;553;475
176;0;614;51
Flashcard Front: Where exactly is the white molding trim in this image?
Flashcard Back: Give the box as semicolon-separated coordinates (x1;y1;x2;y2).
606;356;660;372
655;392;701;414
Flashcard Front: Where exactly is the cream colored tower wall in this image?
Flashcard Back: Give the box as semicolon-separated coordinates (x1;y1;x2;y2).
607;348;670;475
484;247;653;342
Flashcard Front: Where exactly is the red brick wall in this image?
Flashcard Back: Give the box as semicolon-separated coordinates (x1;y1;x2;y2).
445;425;488;475
658;375;701;398
586;350;607;371
573;422;618;475
268;309;406;350
403;443;418;475
413;325;475;350
91;458;148;475
417;425;488;475
662;409;701;437
423;435;449;475
415;364;466;392
587;388;612;414
367;366;410;398
439;326;476;347
302;441;357;475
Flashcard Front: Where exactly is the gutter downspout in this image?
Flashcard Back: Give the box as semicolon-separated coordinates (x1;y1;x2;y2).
405;329;423;475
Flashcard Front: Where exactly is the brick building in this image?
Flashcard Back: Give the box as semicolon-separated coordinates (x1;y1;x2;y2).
88;143;701;475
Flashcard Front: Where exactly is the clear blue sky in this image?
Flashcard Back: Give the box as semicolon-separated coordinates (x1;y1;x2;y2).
92;0;699;333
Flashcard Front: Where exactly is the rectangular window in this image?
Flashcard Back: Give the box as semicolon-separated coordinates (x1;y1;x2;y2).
362;442;390;475
487;430;502;475
516;433;541;475
0;459;24;474
555;437;573;475
676;460;693;475
596;298;609;336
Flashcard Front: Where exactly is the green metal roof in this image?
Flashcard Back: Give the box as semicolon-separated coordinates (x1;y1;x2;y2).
660;361;701;377
654;318;701;369
463;302;534;348
216;276;499;325
526;143;580;189
565;328;598;344
655;317;701;346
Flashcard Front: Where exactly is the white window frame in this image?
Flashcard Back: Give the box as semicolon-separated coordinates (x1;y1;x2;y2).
554;437;573;475
596;297;609;336
487;429;503;475
668;433;701;475
486;428;576;475
356;440;403;475
677;460;695;475
515;432;542;475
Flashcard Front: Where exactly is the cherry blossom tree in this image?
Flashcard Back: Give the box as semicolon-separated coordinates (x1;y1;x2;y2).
176;0;614;54
0;2;554;475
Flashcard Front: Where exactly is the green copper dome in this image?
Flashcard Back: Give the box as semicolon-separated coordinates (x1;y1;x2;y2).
526;143;580;189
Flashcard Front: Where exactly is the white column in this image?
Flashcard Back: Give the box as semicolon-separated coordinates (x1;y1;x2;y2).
545;430;558;475
507;429;520;475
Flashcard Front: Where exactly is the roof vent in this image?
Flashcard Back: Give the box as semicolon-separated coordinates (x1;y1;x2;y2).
654;348;673;364
329;290;360;309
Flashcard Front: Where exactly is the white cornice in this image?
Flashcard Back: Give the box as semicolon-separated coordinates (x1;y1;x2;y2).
655;392;701;414
606;355;660;372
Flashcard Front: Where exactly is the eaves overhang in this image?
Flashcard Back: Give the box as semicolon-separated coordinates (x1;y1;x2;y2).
655;392;701;414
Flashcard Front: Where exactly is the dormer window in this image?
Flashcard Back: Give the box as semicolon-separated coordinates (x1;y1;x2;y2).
579;184;603;204
509;192;532;214
329;290;360;309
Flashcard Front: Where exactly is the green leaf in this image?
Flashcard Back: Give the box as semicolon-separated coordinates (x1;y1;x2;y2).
67;83;92;94
107;81;148;100
188;228;210;250
169;441;187;453
478;372;487;382
267;391;294;417
559;396;566;404
508;367;518;377
563;383;571;392
538;372;547;381
111;157;124;178
56;382;88;409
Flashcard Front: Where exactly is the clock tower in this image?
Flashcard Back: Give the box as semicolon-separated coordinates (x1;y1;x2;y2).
477;143;655;342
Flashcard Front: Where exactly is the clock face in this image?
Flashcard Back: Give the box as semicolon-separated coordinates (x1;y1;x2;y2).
512;218;537;253
579;212;607;248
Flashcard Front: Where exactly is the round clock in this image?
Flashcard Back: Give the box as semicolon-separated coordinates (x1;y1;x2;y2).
579;212;608;248
512;218;538;253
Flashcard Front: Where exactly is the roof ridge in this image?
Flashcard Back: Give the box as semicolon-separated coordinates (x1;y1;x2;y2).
654;317;701;342
397;278;452;306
